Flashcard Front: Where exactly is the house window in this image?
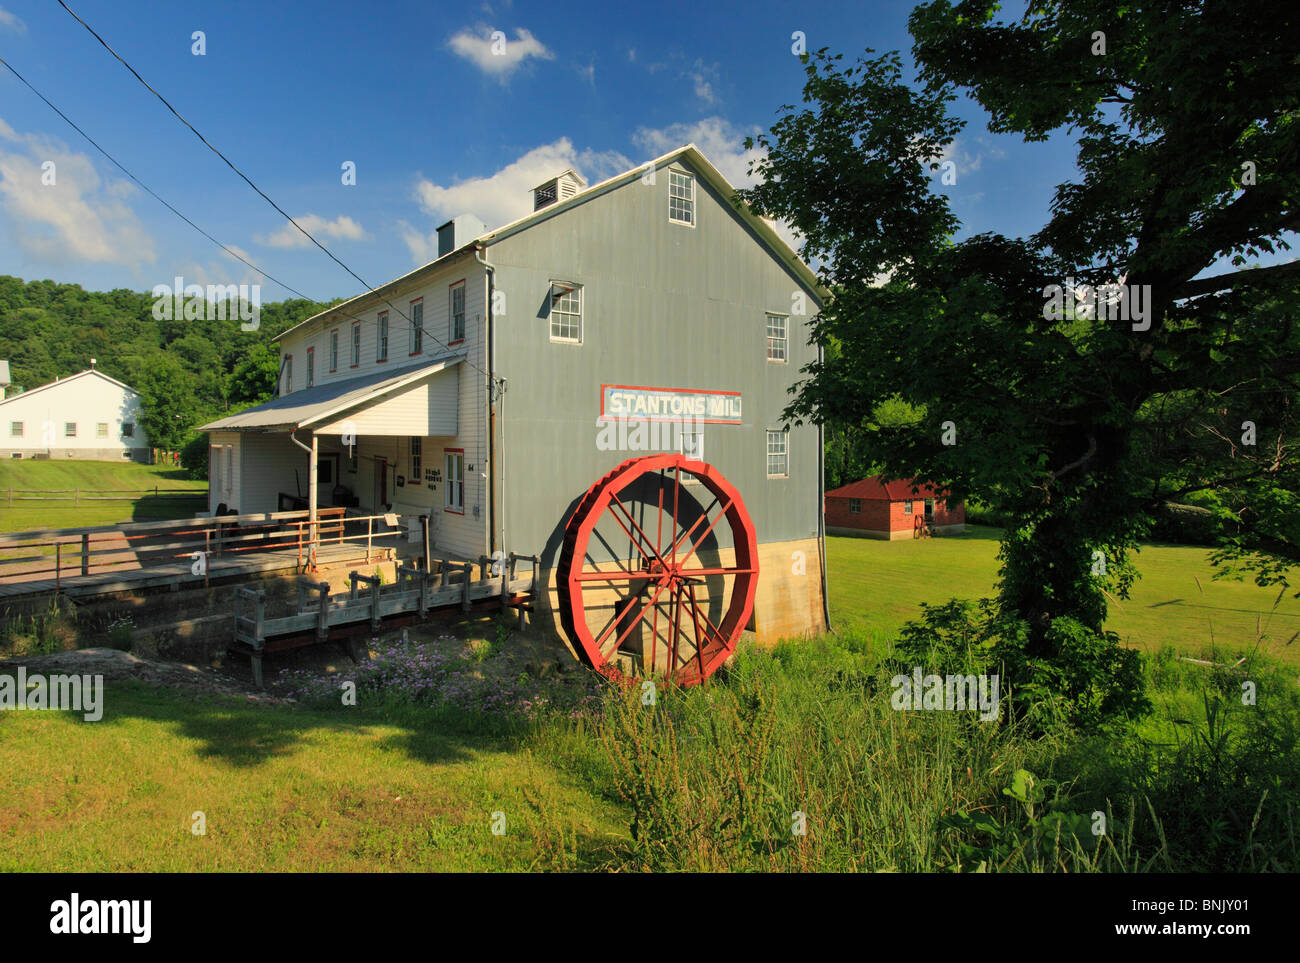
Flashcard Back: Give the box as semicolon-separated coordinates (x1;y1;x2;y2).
65;422;77;438
849;498;861;514
410;437;422;479
449;281;465;343
329;330;339;372
549;282;582;343
306;347;315;387
903;501;913;515
351;322;361;367
444;450;464;512
680;430;704;462
766;313;788;362
283;355;293;394
122;423;134;438
766;430;788;477
410;298;423;355
669;169;695;225
96;423;109;438
377;311;389;362
9;422;21;437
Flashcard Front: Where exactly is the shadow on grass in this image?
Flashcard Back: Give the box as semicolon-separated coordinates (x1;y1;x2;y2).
83;679;523;770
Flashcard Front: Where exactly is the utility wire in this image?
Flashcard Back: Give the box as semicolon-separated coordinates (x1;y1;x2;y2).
55;0;494;381
0;56;435;356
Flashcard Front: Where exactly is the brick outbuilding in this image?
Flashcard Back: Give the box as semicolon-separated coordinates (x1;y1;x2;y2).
825;476;965;539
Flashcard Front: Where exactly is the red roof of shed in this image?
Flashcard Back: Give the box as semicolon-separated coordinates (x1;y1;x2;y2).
825;475;946;500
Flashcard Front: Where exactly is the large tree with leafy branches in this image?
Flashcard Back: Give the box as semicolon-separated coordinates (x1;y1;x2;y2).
739;0;1299;672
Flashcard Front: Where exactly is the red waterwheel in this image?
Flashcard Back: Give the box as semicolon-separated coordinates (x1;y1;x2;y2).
556;453;760;687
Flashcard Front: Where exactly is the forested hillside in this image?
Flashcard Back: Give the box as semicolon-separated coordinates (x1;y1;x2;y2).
0;275;333;451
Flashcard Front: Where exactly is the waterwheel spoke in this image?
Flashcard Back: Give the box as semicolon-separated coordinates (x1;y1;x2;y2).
605;493;660;567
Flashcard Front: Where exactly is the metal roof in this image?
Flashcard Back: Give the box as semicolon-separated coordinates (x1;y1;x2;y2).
200;351;465;433
825;476;948;500
0;368;136;407
272;144;828;344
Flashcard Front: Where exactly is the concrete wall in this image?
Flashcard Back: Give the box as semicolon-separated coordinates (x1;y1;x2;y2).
488;155;826;641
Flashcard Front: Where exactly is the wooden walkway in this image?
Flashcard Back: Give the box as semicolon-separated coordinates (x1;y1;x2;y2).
233;554;539;686
0;542;388;602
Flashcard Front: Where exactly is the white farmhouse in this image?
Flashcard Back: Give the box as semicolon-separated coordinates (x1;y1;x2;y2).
0;368;150;461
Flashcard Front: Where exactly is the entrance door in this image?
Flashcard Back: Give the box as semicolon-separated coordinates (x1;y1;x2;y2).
374;457;388;510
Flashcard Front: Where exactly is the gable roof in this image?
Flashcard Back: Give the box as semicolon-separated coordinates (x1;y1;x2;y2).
0;368;137;408
273;144;828;343
200;351;464;432
825;476;947;500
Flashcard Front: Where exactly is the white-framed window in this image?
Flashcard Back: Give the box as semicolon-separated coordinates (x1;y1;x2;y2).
449;281;466;343
680;430;704;462
410;298;423;355
410;436;422;479
550;282;582;343
849;498;861;514
444;450;464;512
122;422;134;438
96;423;109;438
283;355;292;394
10;422;22;437
669;169;695;225
65;422;77;438
306;347;315;387
351;322;361;367
903;501;913;515
377;311;389;362
765;429;788;477
766;313;788;362
329;329;339;372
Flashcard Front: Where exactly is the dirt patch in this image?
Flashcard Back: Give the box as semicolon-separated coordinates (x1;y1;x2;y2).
0;648;280;704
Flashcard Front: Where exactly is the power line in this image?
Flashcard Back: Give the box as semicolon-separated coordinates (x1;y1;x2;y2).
0;57;432;356
55;0;494;382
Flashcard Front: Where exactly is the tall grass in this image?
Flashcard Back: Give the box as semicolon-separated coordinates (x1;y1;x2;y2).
529;632;1300;872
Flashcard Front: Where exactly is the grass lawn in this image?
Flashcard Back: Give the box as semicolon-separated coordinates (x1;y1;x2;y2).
0;460;206;533
0;683;623;871
827;526;1300;665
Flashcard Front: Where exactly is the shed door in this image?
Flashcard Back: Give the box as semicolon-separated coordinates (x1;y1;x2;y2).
374;457;387;509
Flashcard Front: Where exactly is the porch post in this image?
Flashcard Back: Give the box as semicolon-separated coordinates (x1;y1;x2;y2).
309;431;319;568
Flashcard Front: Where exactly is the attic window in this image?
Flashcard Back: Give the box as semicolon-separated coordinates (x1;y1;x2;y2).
534;181;558;211
669;169;695;225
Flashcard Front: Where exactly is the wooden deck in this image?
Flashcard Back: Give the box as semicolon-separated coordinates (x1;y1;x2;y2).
0;541;389;602
233;555;539;686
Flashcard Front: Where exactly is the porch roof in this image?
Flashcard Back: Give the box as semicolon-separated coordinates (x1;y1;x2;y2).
200;351;465;433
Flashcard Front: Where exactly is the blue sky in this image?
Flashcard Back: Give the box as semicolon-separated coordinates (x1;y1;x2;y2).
0;0;1216;302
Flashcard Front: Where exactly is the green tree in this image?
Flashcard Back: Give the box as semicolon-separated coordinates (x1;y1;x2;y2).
133;356;204;452
740;0;1299;665
229;340;280;407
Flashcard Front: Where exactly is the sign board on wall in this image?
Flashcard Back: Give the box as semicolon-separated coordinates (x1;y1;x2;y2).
600;385;743;424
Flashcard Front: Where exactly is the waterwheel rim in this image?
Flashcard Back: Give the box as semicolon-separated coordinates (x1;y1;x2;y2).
556;453;759;687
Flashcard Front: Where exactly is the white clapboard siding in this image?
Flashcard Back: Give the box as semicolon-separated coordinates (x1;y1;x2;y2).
313;370;458;437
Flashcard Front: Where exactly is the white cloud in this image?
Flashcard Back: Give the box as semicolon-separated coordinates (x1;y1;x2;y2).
405;139;631;261
685;60;720;106
633;117;802;254
448;25;553;81
0;119;155;268
256;213;367;249
0;7;26;33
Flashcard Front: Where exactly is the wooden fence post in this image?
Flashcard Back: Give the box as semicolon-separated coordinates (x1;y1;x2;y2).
80;532;90;577
461;561;473;612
